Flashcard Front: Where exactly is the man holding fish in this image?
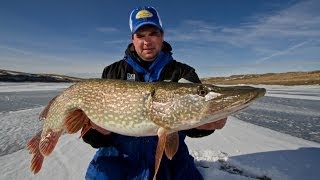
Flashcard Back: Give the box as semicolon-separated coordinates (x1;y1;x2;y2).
83;6;227;180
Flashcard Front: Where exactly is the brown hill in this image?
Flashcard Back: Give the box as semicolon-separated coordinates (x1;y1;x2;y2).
201;71;320;85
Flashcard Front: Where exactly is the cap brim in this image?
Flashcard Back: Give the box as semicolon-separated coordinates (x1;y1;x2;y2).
132;22;163;34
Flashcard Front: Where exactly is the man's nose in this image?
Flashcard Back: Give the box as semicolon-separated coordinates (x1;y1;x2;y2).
144;36;152;45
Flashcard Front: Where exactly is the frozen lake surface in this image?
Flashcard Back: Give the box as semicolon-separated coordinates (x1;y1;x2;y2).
0;82;319;180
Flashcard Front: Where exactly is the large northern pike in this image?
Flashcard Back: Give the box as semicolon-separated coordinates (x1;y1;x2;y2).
27;79;266;179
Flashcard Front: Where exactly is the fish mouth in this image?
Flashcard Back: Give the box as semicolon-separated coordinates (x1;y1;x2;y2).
171;86;266;131
200;87;266;124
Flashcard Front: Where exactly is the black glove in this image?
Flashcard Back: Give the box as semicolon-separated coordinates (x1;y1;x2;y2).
82;128;113;148
183;128;215;138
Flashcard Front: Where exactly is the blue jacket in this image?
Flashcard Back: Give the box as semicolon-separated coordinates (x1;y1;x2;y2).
84;42;213;180
85;133;203;180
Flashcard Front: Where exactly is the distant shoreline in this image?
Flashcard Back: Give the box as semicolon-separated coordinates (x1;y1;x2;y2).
0;69;83;83
201;70;320;86
1;69;319;85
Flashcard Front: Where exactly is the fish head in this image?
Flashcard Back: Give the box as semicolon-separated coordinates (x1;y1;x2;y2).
151;83;266;131
196;84;266;123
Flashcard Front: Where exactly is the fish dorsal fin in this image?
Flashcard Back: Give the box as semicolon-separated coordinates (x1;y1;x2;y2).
165;132;179;160
39;129;63;156
39;95;58;121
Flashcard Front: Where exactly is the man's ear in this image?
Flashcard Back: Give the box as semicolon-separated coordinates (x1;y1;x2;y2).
160;31;164;42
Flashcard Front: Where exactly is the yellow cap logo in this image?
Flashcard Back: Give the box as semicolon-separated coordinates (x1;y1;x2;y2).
136;10;153;19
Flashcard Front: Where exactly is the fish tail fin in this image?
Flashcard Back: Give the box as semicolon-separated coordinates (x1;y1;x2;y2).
64;109;90;134
26;131;44;174
39;129;63;156
30;151;44;174
27;131;42;154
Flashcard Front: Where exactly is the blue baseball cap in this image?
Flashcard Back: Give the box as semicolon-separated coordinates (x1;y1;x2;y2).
129;6;163;34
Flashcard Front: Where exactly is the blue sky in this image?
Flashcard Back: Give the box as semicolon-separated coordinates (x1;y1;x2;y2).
1;0;319;78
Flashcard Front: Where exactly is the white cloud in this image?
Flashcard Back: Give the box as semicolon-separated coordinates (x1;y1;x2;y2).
103;39;130;45
255;40;311;63
0;44;68;63
168;0;320;47
96;27;118;33
0;44;116;75
245;1;320;40
166;0;320;74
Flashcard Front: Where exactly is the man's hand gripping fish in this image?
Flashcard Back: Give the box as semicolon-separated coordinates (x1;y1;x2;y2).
26;79;266;179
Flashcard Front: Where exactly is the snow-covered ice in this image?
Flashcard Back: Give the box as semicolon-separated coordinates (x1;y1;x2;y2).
0;82;71;92
0;83;319;180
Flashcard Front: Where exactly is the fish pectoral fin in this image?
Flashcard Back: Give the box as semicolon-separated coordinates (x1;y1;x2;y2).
81;120;112;138
165;132;179;160
153;127;168;180
79;121;93;138
39;95;58;121
39;129;63;156
26;131;44;174
64;109;90;134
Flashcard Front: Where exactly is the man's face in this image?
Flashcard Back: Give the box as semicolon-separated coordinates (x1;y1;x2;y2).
132;25;164;61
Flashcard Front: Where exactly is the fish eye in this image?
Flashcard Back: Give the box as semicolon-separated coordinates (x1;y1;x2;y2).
197;86;208;97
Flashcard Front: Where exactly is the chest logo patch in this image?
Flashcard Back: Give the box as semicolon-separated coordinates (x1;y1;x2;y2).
127;73;136;81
